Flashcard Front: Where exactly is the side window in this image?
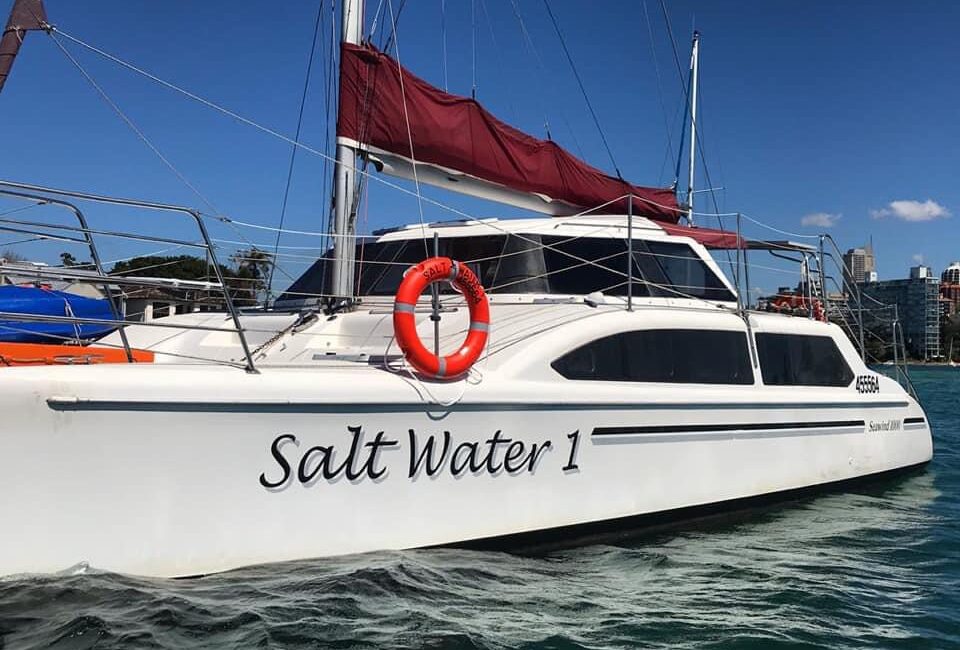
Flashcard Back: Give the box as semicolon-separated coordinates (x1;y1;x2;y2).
550;333;627;381
552;329;753;384
756;333;854;387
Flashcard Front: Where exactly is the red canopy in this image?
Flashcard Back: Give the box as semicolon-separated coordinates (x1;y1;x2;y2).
337;43;682;222
658;222;744;249
0;0;47;94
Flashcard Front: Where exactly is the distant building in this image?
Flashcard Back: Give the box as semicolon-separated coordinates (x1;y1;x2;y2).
861;271;941;360
943;262;960;285
121;277;226;322
941;262;960;316
843;243;876;288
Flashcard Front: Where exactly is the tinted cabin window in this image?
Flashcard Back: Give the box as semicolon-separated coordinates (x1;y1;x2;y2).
638;241;734;301
552;330;753;384
756;333;854;387
277;235;737;302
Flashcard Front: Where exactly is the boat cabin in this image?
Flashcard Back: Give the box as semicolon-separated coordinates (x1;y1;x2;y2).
277;214;738;309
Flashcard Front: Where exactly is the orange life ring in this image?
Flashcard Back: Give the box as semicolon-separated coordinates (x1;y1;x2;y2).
393;256;489;378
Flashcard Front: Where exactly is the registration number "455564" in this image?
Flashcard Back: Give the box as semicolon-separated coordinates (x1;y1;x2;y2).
856;375;880;394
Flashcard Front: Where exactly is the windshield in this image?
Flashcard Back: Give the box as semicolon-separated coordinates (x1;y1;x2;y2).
278;234;735;303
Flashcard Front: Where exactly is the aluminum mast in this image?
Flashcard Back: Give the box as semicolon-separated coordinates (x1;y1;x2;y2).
330;0;364;302
685;30;700;226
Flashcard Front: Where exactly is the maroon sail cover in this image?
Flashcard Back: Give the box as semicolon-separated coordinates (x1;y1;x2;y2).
0;0;47;93
337;43;682;222
659;222;744;249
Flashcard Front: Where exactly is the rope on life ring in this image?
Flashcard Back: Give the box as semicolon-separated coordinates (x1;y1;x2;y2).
393;256;489;379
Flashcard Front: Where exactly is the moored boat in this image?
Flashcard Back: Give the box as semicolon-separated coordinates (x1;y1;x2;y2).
0;0;932;578
0;285;117;343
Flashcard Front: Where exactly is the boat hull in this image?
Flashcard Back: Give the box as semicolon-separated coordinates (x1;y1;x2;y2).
0;367;932;577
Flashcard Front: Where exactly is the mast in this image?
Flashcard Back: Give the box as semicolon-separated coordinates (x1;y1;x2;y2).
330;0;364;302
685;30;700;226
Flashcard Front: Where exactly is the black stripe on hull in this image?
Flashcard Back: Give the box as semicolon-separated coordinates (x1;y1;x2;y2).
47;399;911;413
443;461;930;555
904;417;926;425
592;420;865;436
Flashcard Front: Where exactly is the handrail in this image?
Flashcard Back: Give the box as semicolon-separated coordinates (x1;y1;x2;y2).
818;233;916;397
0;180;258;372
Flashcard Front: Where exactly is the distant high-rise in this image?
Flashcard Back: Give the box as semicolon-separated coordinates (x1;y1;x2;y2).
862;268;941;360
942;262;960;316
843;242;876;288
911;265;932;280
943;261;960;285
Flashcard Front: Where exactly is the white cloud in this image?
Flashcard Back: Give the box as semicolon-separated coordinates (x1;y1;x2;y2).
800;212;841;228
871;199;951;222
912;253;925;264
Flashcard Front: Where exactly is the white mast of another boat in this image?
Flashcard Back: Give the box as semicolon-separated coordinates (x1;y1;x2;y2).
685;30;700;226
330;0;364;302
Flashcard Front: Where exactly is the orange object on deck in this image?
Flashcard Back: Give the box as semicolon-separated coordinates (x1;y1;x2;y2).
0;342;154;367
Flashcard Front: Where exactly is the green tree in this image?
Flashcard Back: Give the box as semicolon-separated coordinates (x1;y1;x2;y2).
230;247;273;304
945;313;960;362
111;253;263;306
1;249;26;263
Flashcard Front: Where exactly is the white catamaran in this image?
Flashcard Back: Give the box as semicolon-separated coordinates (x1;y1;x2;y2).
0;0;931;578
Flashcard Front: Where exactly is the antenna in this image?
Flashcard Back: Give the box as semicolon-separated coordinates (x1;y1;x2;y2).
685;30;700;226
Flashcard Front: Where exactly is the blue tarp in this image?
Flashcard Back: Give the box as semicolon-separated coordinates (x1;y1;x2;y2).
0;285;118;343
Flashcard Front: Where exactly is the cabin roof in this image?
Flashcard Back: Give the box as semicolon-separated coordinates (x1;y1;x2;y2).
372;214;673;243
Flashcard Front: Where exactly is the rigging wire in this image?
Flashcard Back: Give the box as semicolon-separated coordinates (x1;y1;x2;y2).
642;1;676;187
51;26;299;288
367;0;387;40
506;0;553;140
46;27;759;237
386;0;430;257
541;0;621;179
0;236;46;247
658;0;689;187
476;0;518;123
471;0;478;98
48;32;219;218
506;0;587;157
0;202;46;219
46;28;302;288
266;0;325;306
380;0;408;53
440;0;449;91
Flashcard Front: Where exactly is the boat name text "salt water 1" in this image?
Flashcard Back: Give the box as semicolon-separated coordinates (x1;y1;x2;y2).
259;427;582;488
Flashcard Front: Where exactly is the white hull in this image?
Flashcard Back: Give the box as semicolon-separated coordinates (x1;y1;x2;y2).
0;361;931;578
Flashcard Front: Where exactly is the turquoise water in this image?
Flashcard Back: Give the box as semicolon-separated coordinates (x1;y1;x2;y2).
1;368;957;649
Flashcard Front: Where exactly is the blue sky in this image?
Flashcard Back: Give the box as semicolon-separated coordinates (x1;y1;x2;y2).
1;0;958;293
